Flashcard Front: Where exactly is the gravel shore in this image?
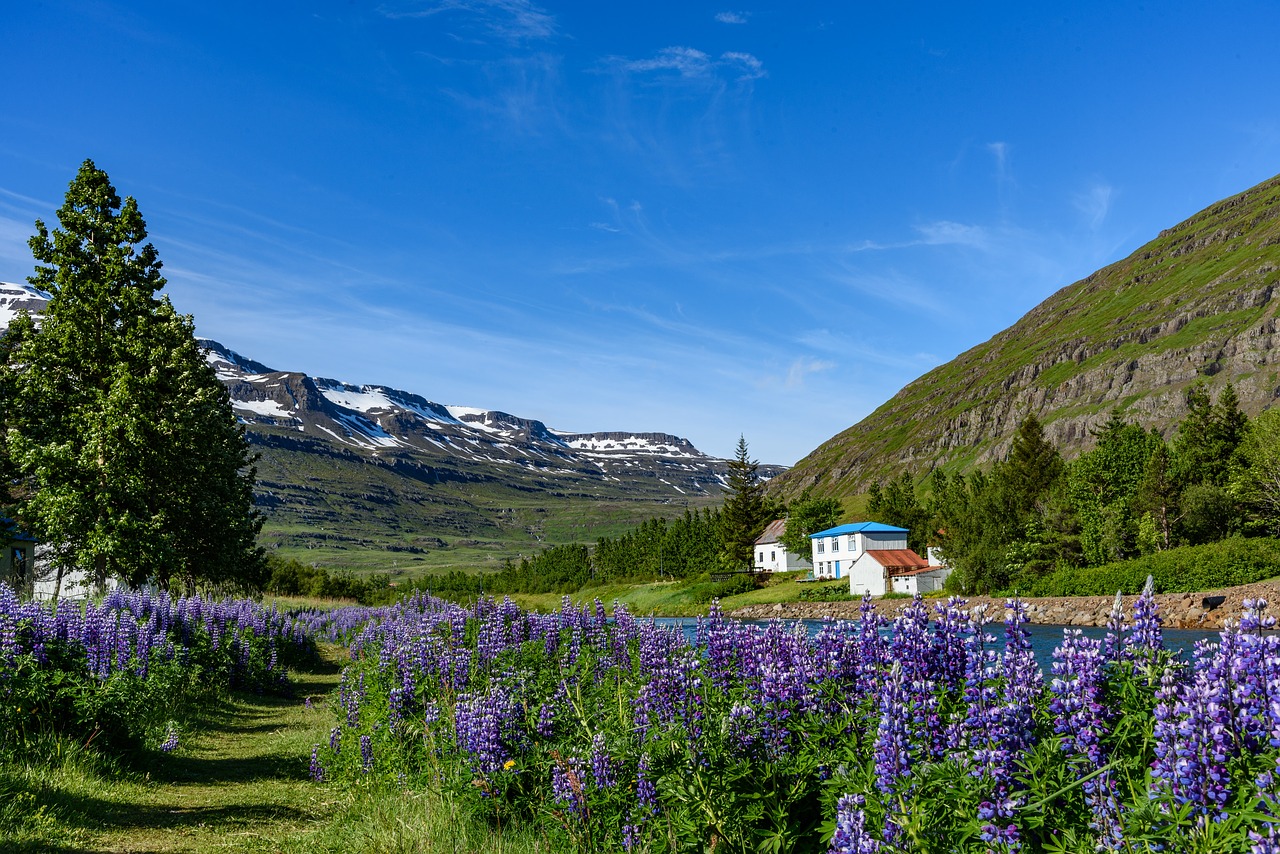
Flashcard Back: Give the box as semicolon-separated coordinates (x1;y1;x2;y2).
728;579;1280;629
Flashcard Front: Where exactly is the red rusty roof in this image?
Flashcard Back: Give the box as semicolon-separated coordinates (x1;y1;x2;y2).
864;548;930;573
754;519;787;545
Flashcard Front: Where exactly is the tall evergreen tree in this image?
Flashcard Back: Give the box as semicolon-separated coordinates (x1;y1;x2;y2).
1003;412;1065;513
1;160;264;594
1174;383;1247;488
717;436;778;570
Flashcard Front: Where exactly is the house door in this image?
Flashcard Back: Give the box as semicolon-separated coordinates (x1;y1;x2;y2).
834;560;840;579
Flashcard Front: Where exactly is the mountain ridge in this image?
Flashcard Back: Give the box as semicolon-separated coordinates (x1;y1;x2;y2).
770;171;1280;501
0;291;779;571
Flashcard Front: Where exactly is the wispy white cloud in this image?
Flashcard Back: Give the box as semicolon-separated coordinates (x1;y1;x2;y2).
784;357;835;388
721;52;767;81
616;46;714;78
380;0;557;42
914;220;990;249
715;11;749;24
439;52;565;135
608;47;766;82
1074;181;1114;231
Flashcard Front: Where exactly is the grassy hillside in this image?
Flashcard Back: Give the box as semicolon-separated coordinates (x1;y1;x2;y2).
772;172;1280;501
252;433;718;578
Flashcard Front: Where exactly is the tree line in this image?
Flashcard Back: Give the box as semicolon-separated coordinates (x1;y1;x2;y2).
867;385;1280;593
420;437;788;597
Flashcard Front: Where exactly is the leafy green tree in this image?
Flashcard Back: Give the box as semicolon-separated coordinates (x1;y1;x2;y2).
866;472;931;554
1;160;264;594
779;490;842;559
1231;407;1280;535
1136;440;1178;550
717;436;780;570
1068;411;1161;565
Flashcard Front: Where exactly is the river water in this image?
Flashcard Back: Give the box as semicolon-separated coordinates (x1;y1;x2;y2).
650;616;1221;671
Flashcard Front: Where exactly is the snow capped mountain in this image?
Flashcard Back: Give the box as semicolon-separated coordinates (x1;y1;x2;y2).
0;287;783;558
0;282;51;329
0;287;784;556
200;336;743;490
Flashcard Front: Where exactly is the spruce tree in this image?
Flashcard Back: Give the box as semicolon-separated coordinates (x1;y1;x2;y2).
2;160;264;594
718;436;777;570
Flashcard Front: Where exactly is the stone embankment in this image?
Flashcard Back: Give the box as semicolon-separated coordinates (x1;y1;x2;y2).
730;579;1280;630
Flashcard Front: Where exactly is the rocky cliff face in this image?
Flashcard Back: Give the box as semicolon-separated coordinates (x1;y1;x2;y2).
772;172;1280;500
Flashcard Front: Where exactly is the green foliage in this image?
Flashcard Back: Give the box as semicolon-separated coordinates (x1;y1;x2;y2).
1067;412;1162;565
264;553;393;604
1229;407;1280;535
797;580;854;602
1174;383;1247;488
867;473;932;555
1;160;264;593
779;491;842;558
718;437;782;571
1029;536;1280;596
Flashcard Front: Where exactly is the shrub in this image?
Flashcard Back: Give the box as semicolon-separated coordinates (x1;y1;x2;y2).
1028;536;1280;596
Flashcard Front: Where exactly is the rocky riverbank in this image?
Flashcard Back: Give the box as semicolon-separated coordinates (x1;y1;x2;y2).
729;579;1280;630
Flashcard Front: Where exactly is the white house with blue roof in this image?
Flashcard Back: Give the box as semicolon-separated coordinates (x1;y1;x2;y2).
809;522;950;596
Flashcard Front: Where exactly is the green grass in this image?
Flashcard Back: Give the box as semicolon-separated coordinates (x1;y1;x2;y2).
498;571;837;616
0;645;547;853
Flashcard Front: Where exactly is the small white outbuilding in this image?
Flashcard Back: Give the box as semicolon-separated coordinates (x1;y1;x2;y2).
753;519;812;573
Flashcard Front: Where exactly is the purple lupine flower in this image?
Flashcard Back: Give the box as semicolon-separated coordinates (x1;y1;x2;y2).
454;686;525;776
1126;575;1163;658
590;732;617;789
160;725;180;753
551;754;588;817
1102;590;1125;662
636;753;658;816
829;793;880;854
310;745;325;782
360;734;374;773
536;701;556;738
1048;629;1123;847
874;661;912;796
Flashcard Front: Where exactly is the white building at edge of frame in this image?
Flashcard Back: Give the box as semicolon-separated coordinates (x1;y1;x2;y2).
752;519;813;573
808;522;952;596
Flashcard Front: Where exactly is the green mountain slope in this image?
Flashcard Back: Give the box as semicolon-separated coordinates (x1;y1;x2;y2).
772;172;1280;501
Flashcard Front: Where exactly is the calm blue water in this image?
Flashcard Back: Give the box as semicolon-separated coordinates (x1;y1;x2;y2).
650;617;1220;671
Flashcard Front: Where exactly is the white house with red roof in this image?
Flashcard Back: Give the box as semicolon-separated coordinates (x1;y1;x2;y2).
809;522;951;596
752;519;812;573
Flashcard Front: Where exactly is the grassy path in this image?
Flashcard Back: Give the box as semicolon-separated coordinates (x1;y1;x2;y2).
18;646;347;854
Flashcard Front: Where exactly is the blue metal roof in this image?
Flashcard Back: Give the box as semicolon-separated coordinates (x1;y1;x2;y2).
809;522;908;538
0;518;36;543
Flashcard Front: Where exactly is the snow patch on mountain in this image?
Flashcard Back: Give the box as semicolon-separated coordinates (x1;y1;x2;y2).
0;282;52;330
234;399;296;419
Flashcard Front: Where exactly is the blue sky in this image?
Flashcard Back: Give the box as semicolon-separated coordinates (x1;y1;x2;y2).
2;1;1279;465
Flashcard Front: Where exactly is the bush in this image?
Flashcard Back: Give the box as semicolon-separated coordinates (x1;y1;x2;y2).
1029;536;1280;596
797;580;853;602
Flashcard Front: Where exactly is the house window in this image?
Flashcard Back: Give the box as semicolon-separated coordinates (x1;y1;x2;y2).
11;547;26;582
816;540;824;554
829;537;837;552
770;551;776;562
758;551;764;564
